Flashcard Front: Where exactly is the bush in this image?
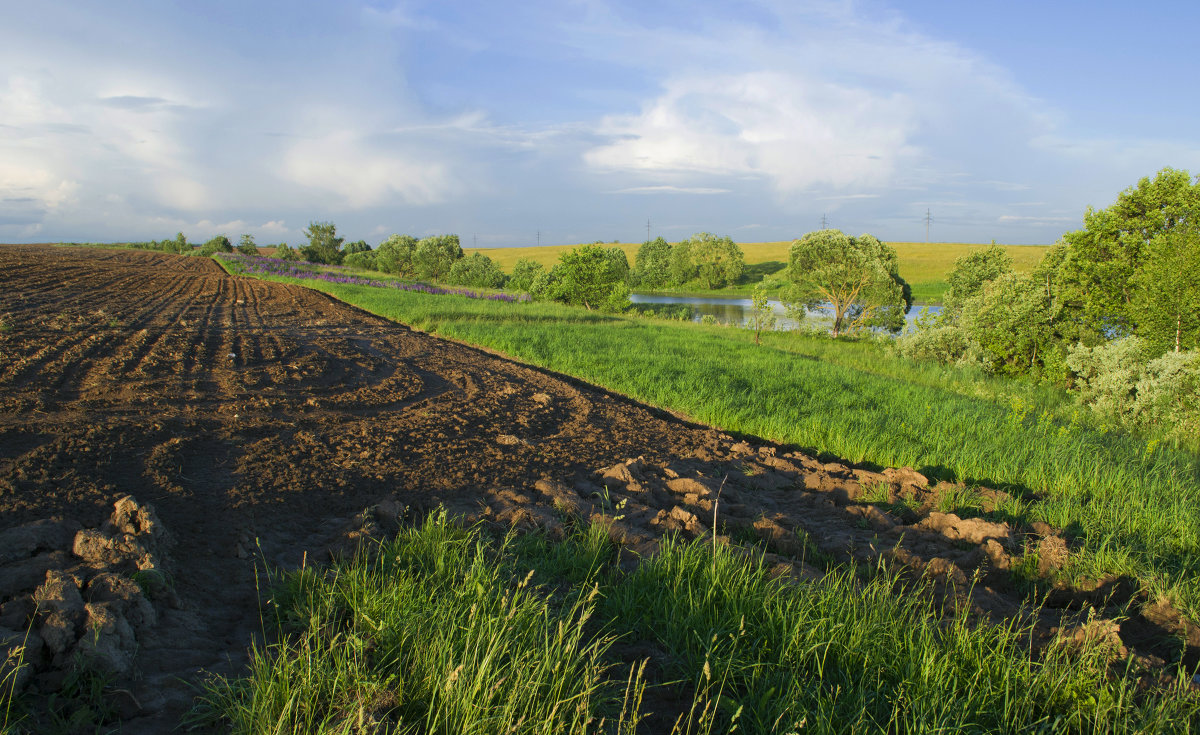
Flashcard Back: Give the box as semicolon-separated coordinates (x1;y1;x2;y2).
445;252;505;289
274;243;300;261
375;234;418;276
236;234;259;256
200;235;233;256
343;239;371;255
507;258;544;293
343;250;378;270
896;321;972;365
300;221;344;265
413;235;463;281
1066;337;1200;444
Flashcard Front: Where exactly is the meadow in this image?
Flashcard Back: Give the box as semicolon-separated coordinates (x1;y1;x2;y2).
463;241;1052;302
219;255;1200;621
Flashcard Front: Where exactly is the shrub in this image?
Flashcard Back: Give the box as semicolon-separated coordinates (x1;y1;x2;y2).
412;235;463;281
343;250;378;270
200;235;234;256
236;234;259;256
375;235;418;276
1066;337;1200;444
274;243;301;261
445;252;505;289
506;258;544;293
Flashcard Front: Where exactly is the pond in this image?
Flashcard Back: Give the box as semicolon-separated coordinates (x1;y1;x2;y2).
629;293;941;332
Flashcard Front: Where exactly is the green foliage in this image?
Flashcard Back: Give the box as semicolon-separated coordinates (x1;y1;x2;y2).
274;243;301;261
959;273;1059;377
445;252;506;289
630;237;672;289
375;234;418;276
943;243;1013;316
1067;338;1200;446
749;284;773;345
682;232;745;289
342;250;378;270
200;235;234;256
413;235;463;281
1059;167;1200;335
547;244;630;311
783;229;911;337
235;234;259;256
1130;225;1200;354
300;221;345;265
343;239;371;255
506;258;544;293
195;514;1200;734
162;232;190;254
668;238;696;286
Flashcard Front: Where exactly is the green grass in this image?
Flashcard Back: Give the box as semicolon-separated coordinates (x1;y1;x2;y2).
464;241;1051;303
191;514;1200;733
219;257;1200;620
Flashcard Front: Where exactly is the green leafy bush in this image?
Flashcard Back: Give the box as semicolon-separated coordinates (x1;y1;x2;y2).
200;235;234;256
445;252;505;289
375;234;418;276
236;234;259;256
343;250;378;270
1067;338;1200;444
506;258;544;293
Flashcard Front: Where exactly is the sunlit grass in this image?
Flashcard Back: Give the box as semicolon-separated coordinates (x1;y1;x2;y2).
191;514;1200;733
221;259;1200;620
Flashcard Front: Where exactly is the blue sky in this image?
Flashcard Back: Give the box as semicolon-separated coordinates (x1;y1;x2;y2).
3;0;1198;247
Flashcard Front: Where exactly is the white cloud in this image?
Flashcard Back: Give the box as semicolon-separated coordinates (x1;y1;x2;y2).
586;72;917;192
610;185;732;195
283;131;462;208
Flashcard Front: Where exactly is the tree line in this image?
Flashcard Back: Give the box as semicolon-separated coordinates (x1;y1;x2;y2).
898;167;1199;444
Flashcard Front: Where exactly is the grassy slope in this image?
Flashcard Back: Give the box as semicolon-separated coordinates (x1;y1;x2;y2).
220;258;1200;617
465;241;1052;302
189;515;1199;734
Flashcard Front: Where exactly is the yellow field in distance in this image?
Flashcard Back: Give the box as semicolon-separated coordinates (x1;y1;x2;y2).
465;241;1051;284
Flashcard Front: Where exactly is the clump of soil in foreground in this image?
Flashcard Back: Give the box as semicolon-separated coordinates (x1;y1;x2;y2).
0;245;1196;731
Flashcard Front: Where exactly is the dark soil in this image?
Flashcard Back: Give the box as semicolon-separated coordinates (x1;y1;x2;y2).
0;245;1195;732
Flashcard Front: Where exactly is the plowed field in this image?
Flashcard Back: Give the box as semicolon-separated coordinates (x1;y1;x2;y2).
0;245;1195;731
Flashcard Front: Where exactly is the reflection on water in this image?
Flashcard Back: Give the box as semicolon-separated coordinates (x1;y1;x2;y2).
629;293;941;332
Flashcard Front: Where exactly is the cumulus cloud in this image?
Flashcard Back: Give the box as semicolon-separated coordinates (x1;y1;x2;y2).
587;71;918;192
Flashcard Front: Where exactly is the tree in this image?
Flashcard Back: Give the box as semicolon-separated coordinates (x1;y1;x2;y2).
343;239;371;255
684;232;744;289
507;258;545;293
631;237;672;289
445;252;506;289
301;221;345;264
1130;225;1200;353
236;234;259;256
162;232;189;254
749;284;775;345
200;235;233;256
412;235;463;281
275;243;301;261
1059;168;1200;334
942;243;1012;316
548;244;630;311
668;239;696;286
343;250;378;270
375;234;418;276
960;273;1058;376
783;229;910;337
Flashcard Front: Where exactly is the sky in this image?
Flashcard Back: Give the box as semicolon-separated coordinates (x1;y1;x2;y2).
2;0;1199;247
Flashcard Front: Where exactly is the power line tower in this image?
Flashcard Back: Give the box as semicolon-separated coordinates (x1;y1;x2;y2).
646;218;651;242
537;230;540;247
820;212;828;229
924;209;933;243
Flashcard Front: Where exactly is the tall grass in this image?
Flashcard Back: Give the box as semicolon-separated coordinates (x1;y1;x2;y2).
193;515;1200;733
222;263;1200;616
